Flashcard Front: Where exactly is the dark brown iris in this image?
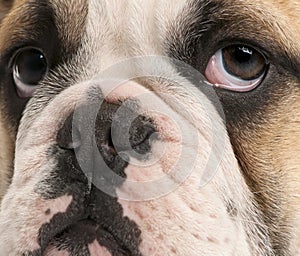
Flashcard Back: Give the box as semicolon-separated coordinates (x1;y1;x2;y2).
222;45;267;80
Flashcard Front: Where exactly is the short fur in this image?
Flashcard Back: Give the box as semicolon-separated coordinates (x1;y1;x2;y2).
0;0;299;255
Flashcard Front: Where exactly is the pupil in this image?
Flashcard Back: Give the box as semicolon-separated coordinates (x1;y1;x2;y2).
15;49;47;85
233;46;253;63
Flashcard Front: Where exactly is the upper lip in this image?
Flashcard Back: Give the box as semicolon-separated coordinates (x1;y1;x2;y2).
38;184;140;256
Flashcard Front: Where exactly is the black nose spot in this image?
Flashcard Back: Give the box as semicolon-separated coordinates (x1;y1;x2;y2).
41;102;148;256
56;102;158;175
95;102;157;160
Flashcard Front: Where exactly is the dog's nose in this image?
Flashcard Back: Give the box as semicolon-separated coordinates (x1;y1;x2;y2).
57;101;157;173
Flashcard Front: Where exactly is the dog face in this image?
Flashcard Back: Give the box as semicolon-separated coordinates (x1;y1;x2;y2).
0;0;299;255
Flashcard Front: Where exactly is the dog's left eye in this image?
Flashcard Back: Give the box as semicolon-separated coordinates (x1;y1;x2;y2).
205;45;269;92
12;48;48;98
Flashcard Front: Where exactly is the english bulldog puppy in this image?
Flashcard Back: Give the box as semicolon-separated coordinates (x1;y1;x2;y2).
0;0;299;255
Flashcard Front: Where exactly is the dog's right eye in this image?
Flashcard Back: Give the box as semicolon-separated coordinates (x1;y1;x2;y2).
11;48;48;98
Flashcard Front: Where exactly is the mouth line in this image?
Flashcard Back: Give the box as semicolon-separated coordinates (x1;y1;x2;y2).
43;218;130;255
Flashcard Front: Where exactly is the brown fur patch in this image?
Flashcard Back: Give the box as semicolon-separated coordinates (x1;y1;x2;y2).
0;0;14;199
230;89;300;254
0;0;13;22
0;1;52;54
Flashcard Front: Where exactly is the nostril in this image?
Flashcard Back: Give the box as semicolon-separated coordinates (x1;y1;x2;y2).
97;115;157;160
101;127;117;154
57;115;82;151
129;116;157;155
107;129;114;149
